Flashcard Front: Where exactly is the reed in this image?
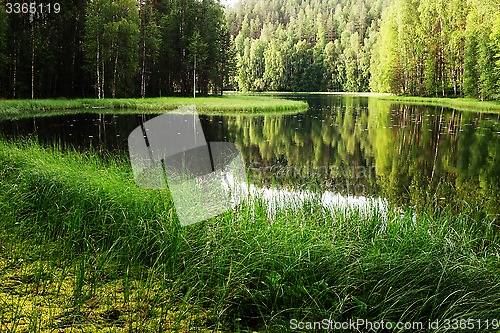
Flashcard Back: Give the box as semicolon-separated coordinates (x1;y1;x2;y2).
1;140;499;332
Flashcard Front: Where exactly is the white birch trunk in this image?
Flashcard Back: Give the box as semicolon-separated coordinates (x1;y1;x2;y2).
31;21;35;99
97;37;101;99
112;53;118;98
193;54;196;98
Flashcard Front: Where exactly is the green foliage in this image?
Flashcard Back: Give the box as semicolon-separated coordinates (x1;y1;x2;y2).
0;0;234;98
83;0;140;98
229;0;386;92
249;38;266;91
464;1;500;100
369;3;397;93
1;0;499;99
138;0;161;98
263;40;285;91
324;40;345;91
1;0;87;98
370;0;500;100
156;0;231;96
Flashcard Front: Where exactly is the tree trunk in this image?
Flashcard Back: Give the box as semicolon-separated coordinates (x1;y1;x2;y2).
101;55;105;98
193;54;196;98
431;109;443;183
31;20;35;99
141;44;146;98
96;37;101;99
452;69;457;96
112;53;118;98
439;17;445;97
140;0;146;98
13;42;17;98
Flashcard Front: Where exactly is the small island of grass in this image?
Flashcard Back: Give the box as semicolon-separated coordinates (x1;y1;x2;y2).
0;95;309;120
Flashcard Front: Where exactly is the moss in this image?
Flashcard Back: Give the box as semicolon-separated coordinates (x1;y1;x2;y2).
0;248;212;332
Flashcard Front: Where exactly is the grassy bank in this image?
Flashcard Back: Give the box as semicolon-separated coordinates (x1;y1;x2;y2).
0;95;308;119
373;95;500;114
1;140;500;332
240;91;500;114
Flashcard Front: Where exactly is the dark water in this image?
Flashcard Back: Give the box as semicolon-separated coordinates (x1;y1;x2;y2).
1;95;499;216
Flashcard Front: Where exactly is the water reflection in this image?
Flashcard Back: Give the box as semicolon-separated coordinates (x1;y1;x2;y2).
242;183;388;223
0;113;161;154
212;97;500;217
0;95;499;217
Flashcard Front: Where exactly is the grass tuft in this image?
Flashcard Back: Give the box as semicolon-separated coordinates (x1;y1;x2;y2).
0;139;499;332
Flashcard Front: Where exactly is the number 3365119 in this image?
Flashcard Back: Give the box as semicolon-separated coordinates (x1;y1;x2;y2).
5;3;61;14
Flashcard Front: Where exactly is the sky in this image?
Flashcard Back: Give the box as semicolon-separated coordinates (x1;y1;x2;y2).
220;0;240;8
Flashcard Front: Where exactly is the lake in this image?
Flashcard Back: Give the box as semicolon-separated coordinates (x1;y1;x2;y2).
1;94;499;217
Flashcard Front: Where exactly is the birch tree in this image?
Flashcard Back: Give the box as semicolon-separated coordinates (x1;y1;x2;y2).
84;0;139;98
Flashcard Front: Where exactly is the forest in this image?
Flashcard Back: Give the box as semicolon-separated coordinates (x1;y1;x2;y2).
0;0;499;100
228;0;500;99
0;0;233;98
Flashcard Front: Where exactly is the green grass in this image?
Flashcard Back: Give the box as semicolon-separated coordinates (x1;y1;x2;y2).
373;95;500;114
236;91;500;114
1;140;500;332
0;95;308;120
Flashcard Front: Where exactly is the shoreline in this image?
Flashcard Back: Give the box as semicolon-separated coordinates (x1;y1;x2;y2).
373;95;500;114
240;91;500;114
